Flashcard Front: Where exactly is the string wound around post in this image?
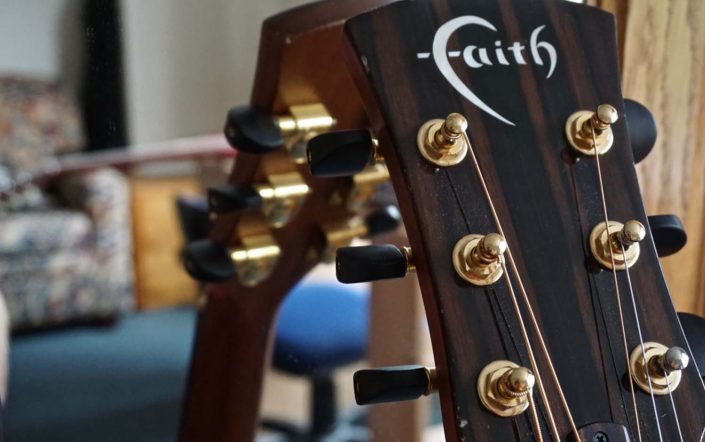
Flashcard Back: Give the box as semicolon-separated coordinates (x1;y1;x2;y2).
565;104;618;156
590;220;645;270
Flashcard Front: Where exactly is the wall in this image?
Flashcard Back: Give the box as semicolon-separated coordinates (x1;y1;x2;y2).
0;0;82;91
121;0;310;145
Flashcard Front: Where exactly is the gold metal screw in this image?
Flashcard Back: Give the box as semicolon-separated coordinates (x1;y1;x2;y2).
565;103;619;156
433;113;468;152
469;233;508;267
652;346;690;375
453;233;507;286
614;219;646;250
498;367;535;399
417;113;470;166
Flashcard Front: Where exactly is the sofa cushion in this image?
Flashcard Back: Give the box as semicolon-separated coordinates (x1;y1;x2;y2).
0;210;92;254
0;248;121;329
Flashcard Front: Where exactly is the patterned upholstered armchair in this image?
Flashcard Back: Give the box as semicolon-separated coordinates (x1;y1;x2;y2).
0;77;133;331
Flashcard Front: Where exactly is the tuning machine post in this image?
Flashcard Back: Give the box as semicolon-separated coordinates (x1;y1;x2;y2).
565;104;618;156
590;219;645;270
182;234;280;287
477;361;535;417
417;113;470;167
225;103;335;161
629;342;690;395
453;233;507;286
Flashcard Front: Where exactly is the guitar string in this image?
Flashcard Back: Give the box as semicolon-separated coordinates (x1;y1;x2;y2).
443;160;557;440
499;261;559;441
618;239;668;440
527;390;545;442
589;133;652;441
662;366;684;442
462;131;580;441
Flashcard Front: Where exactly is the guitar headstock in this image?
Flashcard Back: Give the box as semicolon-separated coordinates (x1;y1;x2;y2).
333;0;705;440
183;0;401;307
179;1;400;439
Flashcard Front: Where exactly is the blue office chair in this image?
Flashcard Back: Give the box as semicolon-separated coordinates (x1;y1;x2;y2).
176;195;370;441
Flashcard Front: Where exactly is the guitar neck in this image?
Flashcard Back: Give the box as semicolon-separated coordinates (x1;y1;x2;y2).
1;134;233;199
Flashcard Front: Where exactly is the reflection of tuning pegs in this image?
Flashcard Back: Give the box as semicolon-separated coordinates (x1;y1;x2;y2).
624;99;657;164
182;235;280;286
648;214;687;257
321;205;401;263
225;103;335;155
353;365;437;405
336;244;413;284
207;172;310;227
208;185;262;214
307;129;380;177
677;312;705;377
224;106;284;154
182;239;236;282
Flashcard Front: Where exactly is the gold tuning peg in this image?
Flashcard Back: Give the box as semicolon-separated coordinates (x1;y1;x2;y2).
565;103;619;156
452;232;507;286
182;233;280;287
224;103;334;159
278;103;337;163
478;361;535;417
590;219;645;270
208;171;310;228
630;342;690;395
418;113;470;167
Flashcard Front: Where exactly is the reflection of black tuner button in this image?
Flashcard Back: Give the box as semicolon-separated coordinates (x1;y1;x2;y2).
354;365;430;405
182;239;235;282
624;99;657;164
365;205;401;237
224;106;284;154
207;185;263;214
336;245;408;284
648;214;687;257
307;129;375;177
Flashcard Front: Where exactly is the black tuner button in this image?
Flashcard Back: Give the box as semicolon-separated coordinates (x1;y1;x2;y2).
208;185;262;214
678;312;705;375
224;106;283;154
648;214;687;257
624;99;657;164
307;129;375;177
365;205;401;237
354;365;436;405
182;239;235;282
336;244;409;284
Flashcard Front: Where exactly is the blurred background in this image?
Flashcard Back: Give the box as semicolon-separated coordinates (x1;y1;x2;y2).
0;0;703;441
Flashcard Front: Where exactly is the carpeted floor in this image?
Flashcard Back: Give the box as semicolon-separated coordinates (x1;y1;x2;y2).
6;307;196;442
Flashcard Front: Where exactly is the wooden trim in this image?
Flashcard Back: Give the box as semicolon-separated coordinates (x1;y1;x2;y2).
620;0;705;315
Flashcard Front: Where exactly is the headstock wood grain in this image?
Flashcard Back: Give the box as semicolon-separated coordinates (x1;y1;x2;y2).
339;0;705;441
178;1;398;441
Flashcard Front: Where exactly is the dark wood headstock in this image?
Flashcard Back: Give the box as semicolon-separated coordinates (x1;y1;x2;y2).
179;1;398;440
340;0;705;440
